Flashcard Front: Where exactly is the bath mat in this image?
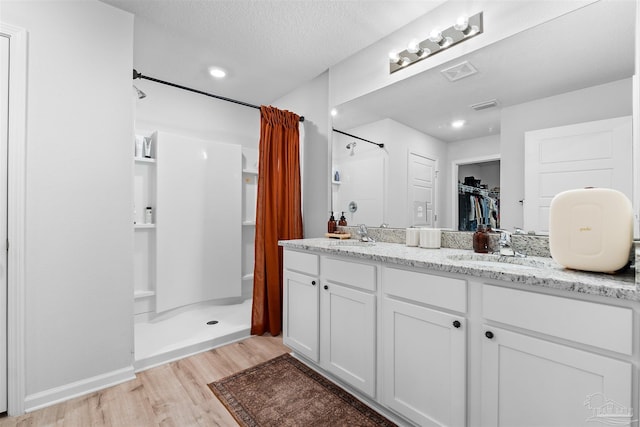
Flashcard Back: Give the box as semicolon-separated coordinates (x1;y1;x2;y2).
208;353;397;426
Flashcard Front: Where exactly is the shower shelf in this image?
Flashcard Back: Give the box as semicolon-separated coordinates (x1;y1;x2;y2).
135;157;156;164
242;169;257;175
242;221;256;226
134;290;155;299
135;223;156;229
332;180;341;185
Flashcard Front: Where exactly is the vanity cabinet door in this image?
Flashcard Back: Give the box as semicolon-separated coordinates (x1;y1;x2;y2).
283;269;319;362
382;297;466;427
481;326;633;427
320;282;376;398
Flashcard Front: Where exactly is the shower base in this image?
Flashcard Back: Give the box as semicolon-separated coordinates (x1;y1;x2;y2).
134;298;252;372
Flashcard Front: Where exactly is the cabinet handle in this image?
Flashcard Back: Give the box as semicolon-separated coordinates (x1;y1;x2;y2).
323;285;328;290
311;280;316;285
453;320;461;328
485;331;494;339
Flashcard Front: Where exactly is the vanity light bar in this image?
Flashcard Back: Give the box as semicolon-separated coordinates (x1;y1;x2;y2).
389;12;484;74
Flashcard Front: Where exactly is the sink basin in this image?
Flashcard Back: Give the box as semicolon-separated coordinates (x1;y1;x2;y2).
447;253;556;270
328;240;376;247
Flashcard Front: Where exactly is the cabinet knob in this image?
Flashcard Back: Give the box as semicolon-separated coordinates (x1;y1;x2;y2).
453;320;461;328
485;331;494;339
311;280;316;286
323;285;328;290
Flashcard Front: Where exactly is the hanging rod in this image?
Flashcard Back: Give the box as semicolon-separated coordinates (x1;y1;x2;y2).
332;128;384;148
132;69;304;122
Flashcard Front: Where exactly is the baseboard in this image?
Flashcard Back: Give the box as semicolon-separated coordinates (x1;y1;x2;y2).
24;366;136;413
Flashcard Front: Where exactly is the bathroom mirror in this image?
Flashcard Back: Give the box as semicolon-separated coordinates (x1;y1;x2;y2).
331;1;635;232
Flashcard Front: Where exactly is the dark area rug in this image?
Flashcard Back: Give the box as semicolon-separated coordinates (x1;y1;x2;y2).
208;353;397;426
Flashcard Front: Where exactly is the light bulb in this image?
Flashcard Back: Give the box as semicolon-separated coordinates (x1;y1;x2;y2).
388;51;401;63
407;39;421;54
454;16;469;32
429;29;443;44
451;119;466;128
330;108;338;117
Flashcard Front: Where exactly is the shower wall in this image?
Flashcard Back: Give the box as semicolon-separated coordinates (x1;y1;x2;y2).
155;132;242;313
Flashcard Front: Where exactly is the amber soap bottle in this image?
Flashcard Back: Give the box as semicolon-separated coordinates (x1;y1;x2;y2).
328;212;337;233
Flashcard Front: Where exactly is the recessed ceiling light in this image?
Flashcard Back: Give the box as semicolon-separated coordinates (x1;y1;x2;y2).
451;120;466;128
330;108;338;117
208;67;227;79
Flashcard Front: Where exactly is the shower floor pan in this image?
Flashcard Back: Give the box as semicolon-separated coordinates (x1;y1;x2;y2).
134;298;252;372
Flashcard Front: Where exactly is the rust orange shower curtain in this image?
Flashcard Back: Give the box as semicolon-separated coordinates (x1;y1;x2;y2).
251;106;303;336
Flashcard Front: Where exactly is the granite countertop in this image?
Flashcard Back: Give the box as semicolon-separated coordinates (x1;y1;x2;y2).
279;238;639;302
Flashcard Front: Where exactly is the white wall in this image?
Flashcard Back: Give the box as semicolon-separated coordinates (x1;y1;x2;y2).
2;0;135;408
500;78;632;231
272;72;330;238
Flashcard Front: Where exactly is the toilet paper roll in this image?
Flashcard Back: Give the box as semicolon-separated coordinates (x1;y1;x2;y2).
419;228;441;249
406;228;420;247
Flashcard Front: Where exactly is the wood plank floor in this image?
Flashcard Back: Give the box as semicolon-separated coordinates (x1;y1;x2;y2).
0;335;290;427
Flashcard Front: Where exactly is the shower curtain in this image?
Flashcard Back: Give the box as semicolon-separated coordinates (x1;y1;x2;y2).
251;105;303;336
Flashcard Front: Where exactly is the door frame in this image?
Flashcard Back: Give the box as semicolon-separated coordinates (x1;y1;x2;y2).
1;22;28;416
451;154;500;230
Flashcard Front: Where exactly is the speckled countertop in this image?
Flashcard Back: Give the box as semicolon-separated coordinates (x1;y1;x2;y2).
280;238;639;303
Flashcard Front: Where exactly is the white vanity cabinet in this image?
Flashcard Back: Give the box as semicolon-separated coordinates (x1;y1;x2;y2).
283;249;320;362
382;267;467;427
320;256;377;398
480;285;634;426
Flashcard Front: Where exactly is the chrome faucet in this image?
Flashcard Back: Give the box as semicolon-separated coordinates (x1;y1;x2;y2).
357;224;376;243
493;228;526;257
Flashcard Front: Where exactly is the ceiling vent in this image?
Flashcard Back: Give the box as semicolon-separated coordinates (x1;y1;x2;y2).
470;99;499;111
441;61;478;82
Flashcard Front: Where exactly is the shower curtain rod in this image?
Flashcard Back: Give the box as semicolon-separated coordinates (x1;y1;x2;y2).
332;128;384;148
132;69;305;122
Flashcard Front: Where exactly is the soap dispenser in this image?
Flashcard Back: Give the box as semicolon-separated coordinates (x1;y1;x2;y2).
328;211;337;233
338;212;347;226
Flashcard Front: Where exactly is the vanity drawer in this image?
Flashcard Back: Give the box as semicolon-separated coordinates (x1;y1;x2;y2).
483;285;632;355
322;257;376;291
284;249;318;276
383;267;467;313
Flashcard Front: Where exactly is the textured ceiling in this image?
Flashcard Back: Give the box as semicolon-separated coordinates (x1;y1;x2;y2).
100;0;445;105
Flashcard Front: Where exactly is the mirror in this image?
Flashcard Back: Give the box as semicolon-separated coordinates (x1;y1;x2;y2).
331;1;635;232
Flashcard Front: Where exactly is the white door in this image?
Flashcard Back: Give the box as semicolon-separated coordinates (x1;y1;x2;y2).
524;116;632;233
320;282;376;398
282;270;319;362
481;327;633;427
382;298;465;427
0;34;9;413
408;152;436;227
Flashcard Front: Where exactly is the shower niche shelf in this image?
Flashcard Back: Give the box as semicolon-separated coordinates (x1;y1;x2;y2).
135;157;156;164
242;168;257;175
134;130;157;319
135;223;156;229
